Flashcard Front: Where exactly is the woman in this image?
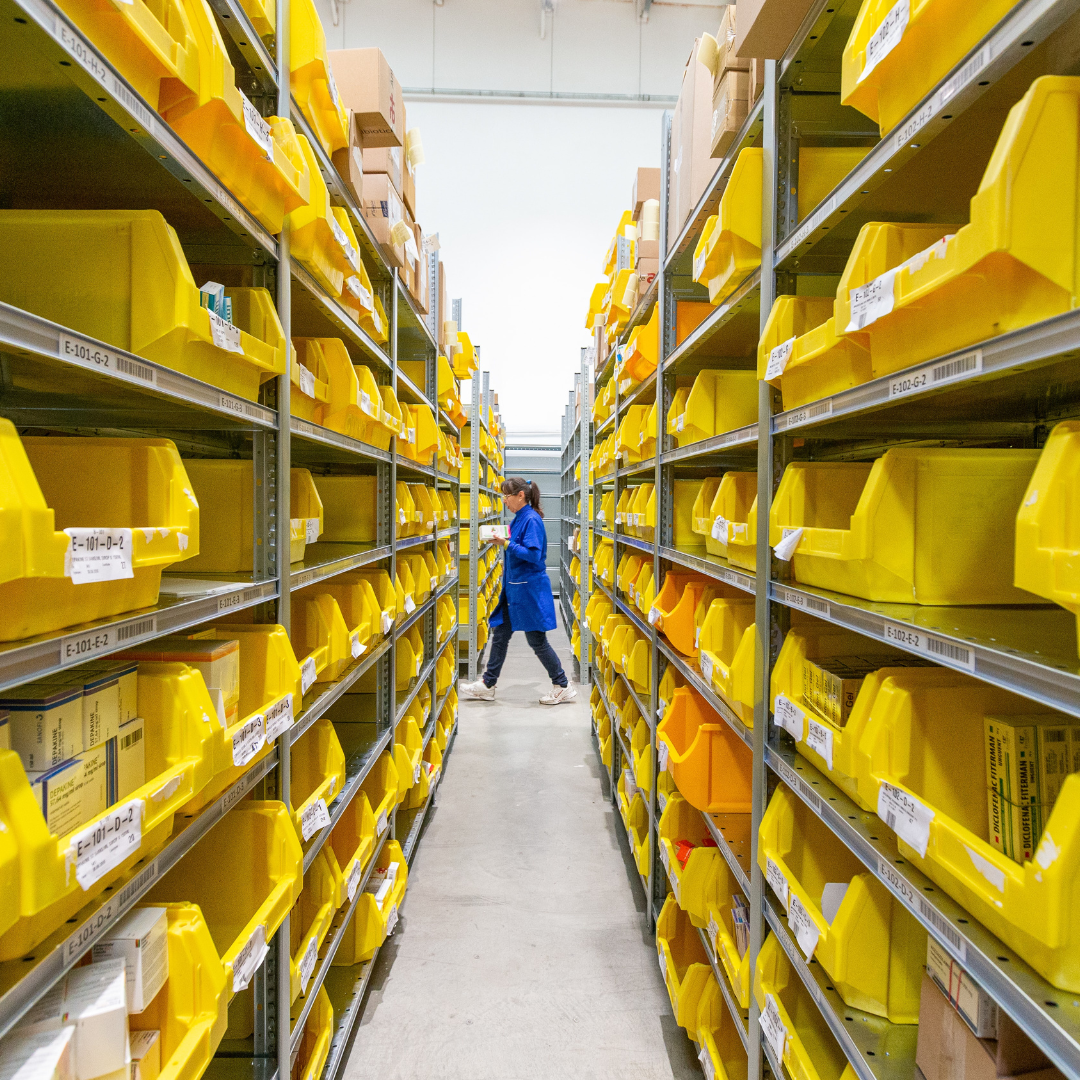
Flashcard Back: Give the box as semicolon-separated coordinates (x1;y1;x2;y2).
461;477;577;705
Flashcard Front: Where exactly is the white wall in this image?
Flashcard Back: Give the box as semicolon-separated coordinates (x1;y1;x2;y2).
319;0;723;429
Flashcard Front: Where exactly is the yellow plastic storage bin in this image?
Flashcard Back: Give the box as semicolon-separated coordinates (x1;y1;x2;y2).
851;667;1080;992
0;426;198;642
627;792;651;880
658;687;753;815
353;570;396;635
129;903;229;1080
770;449;1040;604
0;661;221;960
290;847;343;1001
667;371;758;449
292;592;352;684
704;860;752;1011
695;974;750;1080
657;896;713;1031
301;574;378;659
333;839;407;964
658;793;715;926
290;0;348;154
328;791;375;905
361;751;399;839
147;802;303;996
290;717;347;841
713;472;757;572
1015;420;1080;648
180;461;318;572
630;718;653;796
692;479;723;552
291;986;333;1080
0;212;290;400
760;783;926;1022
754;934;858;1080
843;0;1019;135
698;597;756;724
651;574;717;658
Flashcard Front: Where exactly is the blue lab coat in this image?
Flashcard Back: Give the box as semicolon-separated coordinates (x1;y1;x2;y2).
489;504;557;632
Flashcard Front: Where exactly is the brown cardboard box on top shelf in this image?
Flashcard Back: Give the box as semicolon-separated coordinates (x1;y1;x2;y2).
667;38;719;252
710;69;749;159
360;172;405;268
327;47;403;147
734;0;817;59
631;168;661;221
916;973;1062;1080
362;144;402;193
749;58;766;106
331;112;364;204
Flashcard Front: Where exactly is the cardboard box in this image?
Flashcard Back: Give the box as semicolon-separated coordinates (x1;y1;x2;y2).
0;1028;75;1080
94;907;169;1014
116;716;145;803
916;973;1059;1080
749;58;766;106
631;168;661;219
479;525;509;542
361;145;402;193
82;661;137;727
129;1032;159;1080
360;172;405;268
710;69;750;160
638;258;658;291
637;239;659;265
21;959;129;1080
330;111;364;204
926;938;998;1040
668;40;719;250
714;6;749;76
27;741;110;838
0;680;83;771
402;159;416;219
327;48;402;148
81;669;120;751
734;0;817;60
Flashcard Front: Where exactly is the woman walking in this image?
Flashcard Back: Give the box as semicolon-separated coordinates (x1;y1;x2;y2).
461;477;577;705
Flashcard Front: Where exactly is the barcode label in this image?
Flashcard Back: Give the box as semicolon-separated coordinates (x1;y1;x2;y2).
918;897;967;962
889;350;982;400
120;727;143;751
777;398;833;430
118;616;157;642
938;49;986;108
775;586;829;617
111;75;156;133
882;619;974;671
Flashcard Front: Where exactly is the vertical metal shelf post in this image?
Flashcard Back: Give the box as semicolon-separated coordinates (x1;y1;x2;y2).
468;372;481;680
579;349;592;687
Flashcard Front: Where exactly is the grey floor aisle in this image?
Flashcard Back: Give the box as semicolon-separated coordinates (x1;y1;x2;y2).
343;616;699;1080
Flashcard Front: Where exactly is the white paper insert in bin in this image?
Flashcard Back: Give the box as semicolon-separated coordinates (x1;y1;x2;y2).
92;907;169;1014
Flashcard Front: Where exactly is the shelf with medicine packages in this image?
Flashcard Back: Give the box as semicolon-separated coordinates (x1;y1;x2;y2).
576;4;1080;1079
0;10;464;1080
458;366;507;682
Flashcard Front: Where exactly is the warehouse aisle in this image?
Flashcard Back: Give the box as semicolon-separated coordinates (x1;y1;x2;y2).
345;618;699;1080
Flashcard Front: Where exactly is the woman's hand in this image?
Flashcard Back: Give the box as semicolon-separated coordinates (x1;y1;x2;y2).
492;535;508;547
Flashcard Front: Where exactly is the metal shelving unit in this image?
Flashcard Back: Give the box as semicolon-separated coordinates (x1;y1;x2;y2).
0;1;464;1075
576;5;1080;1079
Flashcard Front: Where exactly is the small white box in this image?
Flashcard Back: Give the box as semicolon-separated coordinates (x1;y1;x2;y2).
93;908;168;1015
80;672;119;751
478;524;509;542
0;682;83;771
20;959;129;1080
116;719;145;803
127;1032;158;1080
27;743;109;838
0;1027;75;1080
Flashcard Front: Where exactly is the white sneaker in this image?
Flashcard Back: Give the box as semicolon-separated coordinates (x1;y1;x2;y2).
540;684;577;705
460;679;495;700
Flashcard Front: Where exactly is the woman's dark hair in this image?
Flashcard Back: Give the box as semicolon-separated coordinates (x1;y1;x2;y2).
501;477;543;517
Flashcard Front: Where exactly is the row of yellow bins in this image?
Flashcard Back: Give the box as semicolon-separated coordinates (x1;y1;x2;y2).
759;76;1080;414
770;619;1080;992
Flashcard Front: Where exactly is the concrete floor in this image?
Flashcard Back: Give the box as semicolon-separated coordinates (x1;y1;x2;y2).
343;617;700;1080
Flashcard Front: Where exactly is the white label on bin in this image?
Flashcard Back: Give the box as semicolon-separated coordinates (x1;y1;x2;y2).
675;414;685;432
360;390;375;416
699;653;713;684
805;718;833;770
376;809;388;836
788;893;820;959
711;516;729;542
773;527;803;563
351;634;365;659
761;994;788;1062
381;612;393;635
765;337;795;381
301;657;317;695
698;1045;715;1080
877;782;934;857
305;517;320;545
858;0;908;83
385;904;399;936
329;216;360;272
707;913;720;958
264;694;294;742
299;936;318;995
773;694;805;742
301;798;331;841
404;594;416;614
64;528;134;583
345;276;372;310
413;762;421;785
240;91;274;161
69;798;143;889
346;858;364;903
231;713;265;767
233;924;267;993
657;740;669;773
846;267;898;332
398;508;407;525
208;310;244;354
882;619;974;670
766;857;789;910
299;365;316;399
